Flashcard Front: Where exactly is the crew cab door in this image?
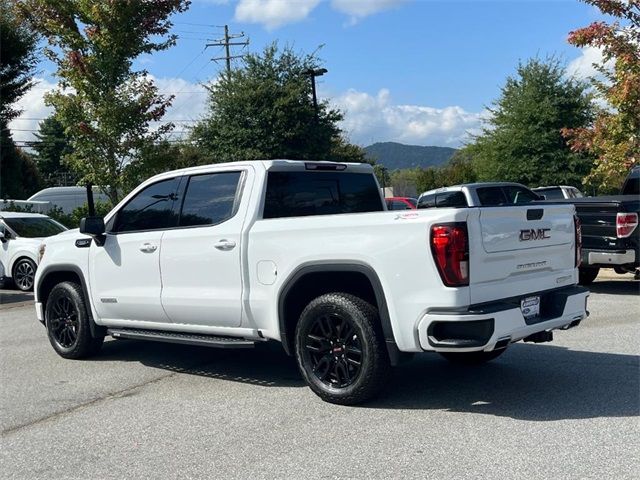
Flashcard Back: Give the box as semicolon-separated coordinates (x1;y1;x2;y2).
160;168;249;327
88;177;181;323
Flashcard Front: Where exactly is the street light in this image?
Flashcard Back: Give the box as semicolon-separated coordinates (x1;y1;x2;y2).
303;68;328;115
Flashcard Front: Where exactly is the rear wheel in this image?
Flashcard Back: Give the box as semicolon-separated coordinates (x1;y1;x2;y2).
294;293;390;405
578;267;600;286
439;348;507;365
13;258;36;291
45;281;103;359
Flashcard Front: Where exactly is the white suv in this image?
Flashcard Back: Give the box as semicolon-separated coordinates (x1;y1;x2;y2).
0;212;67;291
34;161;588;404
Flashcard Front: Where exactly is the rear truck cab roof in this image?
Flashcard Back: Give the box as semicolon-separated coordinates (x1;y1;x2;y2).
33;159;589;405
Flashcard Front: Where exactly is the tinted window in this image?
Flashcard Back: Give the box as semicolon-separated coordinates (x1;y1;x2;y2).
417;194;435;209
477;187;508;206
536;188;564;200
435;191;468;208
407;198;417;207
387;200;411;210
263;172;383;219
179;172;242;227
622;176;639;195
3;217;66;237
504;186;539;204
114;178;180;232
478;186;538;206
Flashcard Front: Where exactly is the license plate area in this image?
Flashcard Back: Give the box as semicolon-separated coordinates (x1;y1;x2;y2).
521;295;540;321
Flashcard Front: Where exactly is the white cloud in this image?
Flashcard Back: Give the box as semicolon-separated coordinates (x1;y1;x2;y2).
234;0;406;29
567;46;613;80
235;0;321;30
8;77;210;145
8;78;56;144
331;0;405;21
332;88;485;147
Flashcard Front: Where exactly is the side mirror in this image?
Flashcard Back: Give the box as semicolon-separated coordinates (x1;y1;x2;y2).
0;227;6;243
79;216;105;237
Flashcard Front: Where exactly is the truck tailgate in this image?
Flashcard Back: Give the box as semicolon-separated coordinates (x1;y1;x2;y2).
468;204;577;304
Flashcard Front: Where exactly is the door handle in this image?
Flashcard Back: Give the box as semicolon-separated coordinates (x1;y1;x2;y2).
139;243;158;253
214;239;236;251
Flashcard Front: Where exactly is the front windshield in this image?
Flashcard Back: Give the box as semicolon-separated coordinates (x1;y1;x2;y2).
4;217;67;238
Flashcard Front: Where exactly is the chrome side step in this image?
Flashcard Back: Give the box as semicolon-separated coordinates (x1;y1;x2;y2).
107;328;257;349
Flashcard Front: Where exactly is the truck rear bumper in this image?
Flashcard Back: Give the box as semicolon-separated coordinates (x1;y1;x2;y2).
583;249;636;267
416;286;589;352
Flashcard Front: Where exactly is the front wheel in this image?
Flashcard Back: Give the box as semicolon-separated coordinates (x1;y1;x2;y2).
45;281;104;359
13;258;36;291
294;293;390;405
439;348;507;365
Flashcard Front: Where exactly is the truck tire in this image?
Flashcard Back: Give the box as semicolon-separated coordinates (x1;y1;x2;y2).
294;293;390;405
578;267;600;286
45;281;104;359
439;348;507;365
13;258;36;291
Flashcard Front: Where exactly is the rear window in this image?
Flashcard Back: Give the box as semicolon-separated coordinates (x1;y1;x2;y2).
477;186;539;206
622;175;639;195
263;171;383;219
536;188;564;200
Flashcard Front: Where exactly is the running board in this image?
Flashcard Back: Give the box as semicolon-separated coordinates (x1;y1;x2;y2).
107;328;257;349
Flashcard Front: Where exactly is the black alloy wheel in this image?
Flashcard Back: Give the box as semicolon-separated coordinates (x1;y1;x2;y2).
295;293;390;405
303;312;363;388
13;258;36;291
45;281;104;359
48;294;79;349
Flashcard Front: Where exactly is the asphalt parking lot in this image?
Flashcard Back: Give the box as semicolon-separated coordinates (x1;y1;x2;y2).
1;275;638;479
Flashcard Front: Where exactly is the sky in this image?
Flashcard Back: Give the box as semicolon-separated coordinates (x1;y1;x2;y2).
11;0;611;148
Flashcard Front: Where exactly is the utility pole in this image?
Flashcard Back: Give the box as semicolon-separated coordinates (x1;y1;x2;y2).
206;25;249;75
303;68;327;117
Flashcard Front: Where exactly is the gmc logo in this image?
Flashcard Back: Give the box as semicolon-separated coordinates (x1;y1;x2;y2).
519;228;551;241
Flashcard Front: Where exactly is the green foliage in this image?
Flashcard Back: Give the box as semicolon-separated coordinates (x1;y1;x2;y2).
0;2;41;199
192;43;363;163
33;116;76;187
0;131;43;199
20;0;190;204
469;58;595;188
563;0;640;193
0;2;38;124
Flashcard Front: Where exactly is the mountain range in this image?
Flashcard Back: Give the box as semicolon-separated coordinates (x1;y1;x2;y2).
364;142;457;170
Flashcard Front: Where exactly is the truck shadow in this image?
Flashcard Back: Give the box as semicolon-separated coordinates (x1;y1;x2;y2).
95;339;639;421
369;343;639;420
96;339;305;388
588;280;639;296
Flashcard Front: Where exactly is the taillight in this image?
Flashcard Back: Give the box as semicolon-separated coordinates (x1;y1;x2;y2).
616;212;638;238
430;222;469;287
574;214;582;268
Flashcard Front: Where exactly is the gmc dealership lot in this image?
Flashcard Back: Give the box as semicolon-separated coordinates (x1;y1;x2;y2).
1;277;638;480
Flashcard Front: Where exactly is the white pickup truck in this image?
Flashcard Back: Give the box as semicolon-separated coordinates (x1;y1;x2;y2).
34;160;588;404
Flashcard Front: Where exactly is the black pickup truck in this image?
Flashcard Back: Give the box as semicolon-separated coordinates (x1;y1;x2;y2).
568;166;639;285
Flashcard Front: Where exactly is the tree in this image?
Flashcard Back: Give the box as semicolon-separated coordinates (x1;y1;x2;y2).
192;44;364;163
0;1;37;125
562;0;640;193
0;1;40;199
20;0;190;204
469;58;595;187
33;116;75;186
